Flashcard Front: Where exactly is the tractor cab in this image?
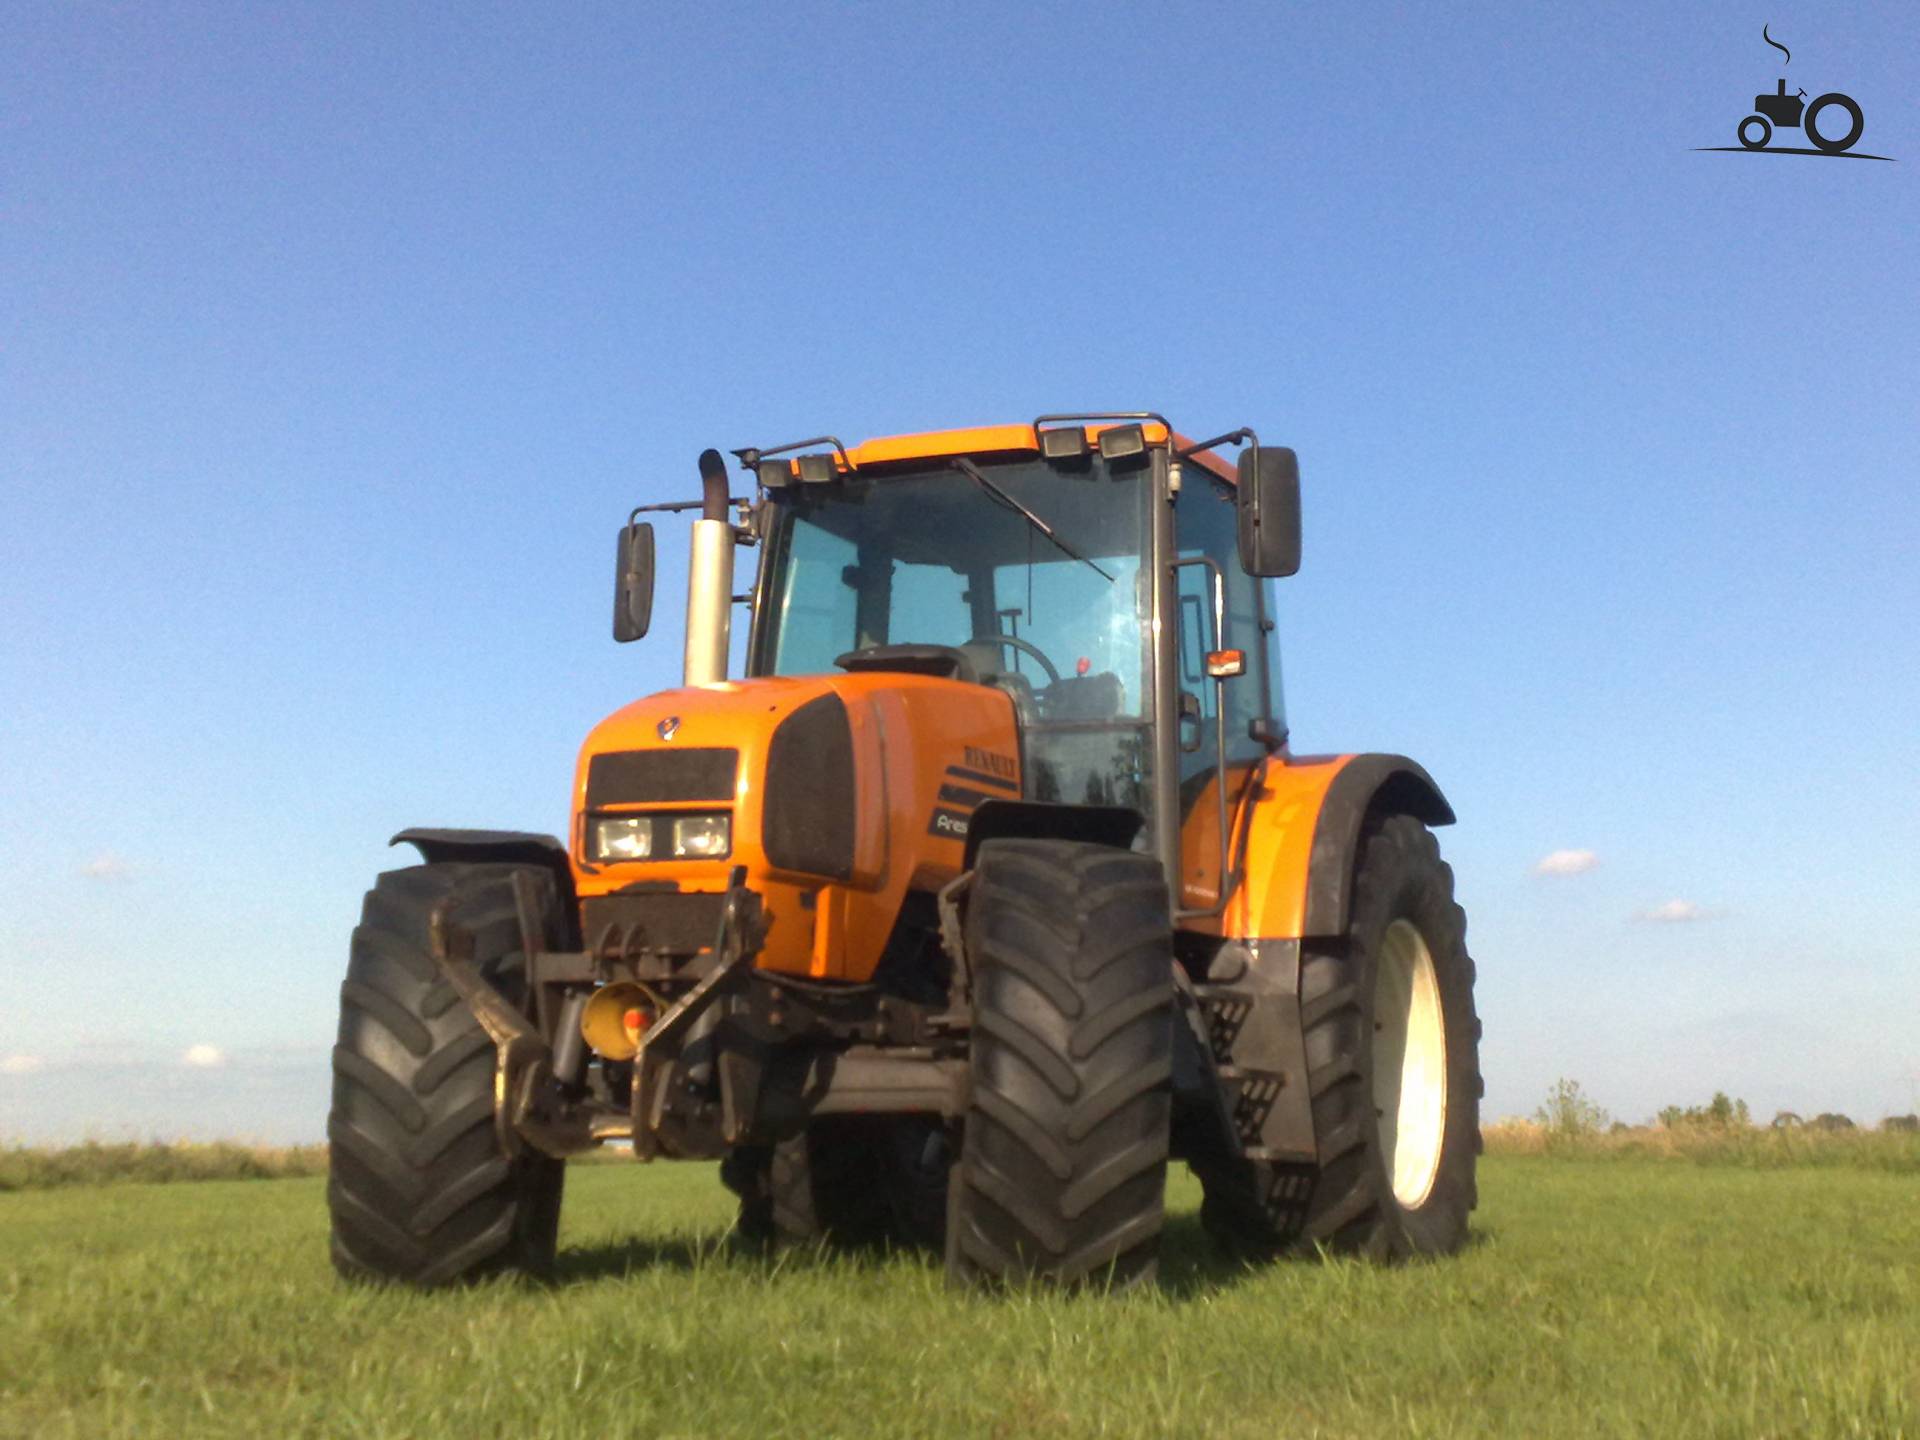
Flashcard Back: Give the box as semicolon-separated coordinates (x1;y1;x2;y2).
613;415;1301;921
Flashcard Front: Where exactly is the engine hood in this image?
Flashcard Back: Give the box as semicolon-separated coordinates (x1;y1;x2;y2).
569;671;1021;980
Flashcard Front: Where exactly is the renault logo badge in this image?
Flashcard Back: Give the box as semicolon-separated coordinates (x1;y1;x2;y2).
656;716;680;741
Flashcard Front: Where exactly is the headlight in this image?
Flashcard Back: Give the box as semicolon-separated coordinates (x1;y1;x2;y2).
671;813;731;858
591;816;653;862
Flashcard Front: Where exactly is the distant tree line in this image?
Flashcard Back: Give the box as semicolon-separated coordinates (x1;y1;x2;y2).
1530;1079;1918;1138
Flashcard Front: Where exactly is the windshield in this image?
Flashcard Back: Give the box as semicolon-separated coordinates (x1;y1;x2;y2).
754;457;1154;813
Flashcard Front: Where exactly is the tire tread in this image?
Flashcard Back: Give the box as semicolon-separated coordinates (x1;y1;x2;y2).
327;863;565;1287
947;839;1173;1289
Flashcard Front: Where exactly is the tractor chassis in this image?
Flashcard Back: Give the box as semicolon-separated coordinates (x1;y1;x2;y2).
422;862;1310;1188
426;876;972;1164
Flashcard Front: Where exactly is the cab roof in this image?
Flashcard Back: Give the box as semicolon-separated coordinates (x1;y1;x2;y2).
764;421;1241;485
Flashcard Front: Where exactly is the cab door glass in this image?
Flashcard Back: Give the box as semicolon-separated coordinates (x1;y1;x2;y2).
769;520;857;670
1173;470;1267;796
1175;565;1217;758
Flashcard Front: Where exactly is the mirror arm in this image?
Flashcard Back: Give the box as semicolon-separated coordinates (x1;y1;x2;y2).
629;496;751;522
730;436;855;473
1174;426;1255;460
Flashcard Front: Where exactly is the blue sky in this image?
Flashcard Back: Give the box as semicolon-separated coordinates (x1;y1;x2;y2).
3;3;1916;1142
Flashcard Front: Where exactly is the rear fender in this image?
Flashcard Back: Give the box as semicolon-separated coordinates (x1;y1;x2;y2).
1300;754;1452;939
1221;754;1452;942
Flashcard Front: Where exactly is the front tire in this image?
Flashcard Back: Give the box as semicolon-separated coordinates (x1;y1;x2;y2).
327;864;566;1286
945;839;1174;1289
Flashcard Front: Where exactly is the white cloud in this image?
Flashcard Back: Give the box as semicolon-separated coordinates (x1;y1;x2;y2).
1534;848;1599;877
79;852;132;882
1636;899;1710;924
182;1044;226;1068
1;1054;46;1076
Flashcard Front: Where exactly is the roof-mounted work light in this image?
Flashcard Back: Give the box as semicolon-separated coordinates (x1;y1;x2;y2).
796;452;838;485
1039;426;1091;462
1096;424;1147;461
735;435;853;492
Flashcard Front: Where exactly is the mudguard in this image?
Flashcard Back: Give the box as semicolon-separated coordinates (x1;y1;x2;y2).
1299;754;1452;939
1218;753;1451;942
390;828;579;940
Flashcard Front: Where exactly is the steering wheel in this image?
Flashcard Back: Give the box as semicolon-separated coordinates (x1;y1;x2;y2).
969;633;1060;685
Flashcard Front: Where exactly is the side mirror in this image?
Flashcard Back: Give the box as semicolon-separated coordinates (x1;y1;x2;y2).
613;522;655;642
1236;446;1302;578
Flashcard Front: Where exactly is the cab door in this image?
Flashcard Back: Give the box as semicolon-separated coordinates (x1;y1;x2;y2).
1170;464;1277;917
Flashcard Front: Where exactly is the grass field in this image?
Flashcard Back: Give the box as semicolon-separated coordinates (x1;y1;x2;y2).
3;1155;1916;1439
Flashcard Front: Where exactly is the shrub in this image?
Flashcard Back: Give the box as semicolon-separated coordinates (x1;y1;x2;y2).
1534;1078;1610;1143
1657;1092;1751;1131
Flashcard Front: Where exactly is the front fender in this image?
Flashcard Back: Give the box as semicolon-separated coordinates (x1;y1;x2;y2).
389;828;579;942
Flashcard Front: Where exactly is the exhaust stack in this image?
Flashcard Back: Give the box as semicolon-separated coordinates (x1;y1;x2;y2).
683;448;734;686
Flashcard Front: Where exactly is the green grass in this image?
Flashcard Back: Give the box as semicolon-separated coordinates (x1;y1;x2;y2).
2;1158;1915;1439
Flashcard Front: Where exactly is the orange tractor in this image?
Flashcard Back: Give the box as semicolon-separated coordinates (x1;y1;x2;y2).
327;414;1480;1288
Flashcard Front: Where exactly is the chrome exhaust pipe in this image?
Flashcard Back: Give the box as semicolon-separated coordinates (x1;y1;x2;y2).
683;448;734;686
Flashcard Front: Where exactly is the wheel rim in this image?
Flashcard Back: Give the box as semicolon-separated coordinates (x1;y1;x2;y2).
1373;918;1448;1208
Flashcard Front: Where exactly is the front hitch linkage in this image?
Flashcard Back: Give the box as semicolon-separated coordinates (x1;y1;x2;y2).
426;880;766;1160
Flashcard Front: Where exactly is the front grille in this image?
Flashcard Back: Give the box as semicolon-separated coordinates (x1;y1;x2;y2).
587;748;737;807
582;893;728;956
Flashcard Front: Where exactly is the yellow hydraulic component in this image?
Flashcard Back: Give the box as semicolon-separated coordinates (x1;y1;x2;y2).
580;981;663;1061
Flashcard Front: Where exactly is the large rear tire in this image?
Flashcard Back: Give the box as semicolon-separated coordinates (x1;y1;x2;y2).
327;864;566;1286
1300;814;1480;1256
1198;813;1480;1259
945;839;1174;1289
727;1116;952;1250
726;1121;893;1248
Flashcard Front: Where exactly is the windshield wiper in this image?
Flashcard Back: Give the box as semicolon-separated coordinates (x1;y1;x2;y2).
950;457;1114;582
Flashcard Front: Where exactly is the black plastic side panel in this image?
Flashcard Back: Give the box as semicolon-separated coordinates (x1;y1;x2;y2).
1206;939;1316;1161
833;644;979;684
587;748;737;806
960;800;1145;868
761;693;855;880
1299;754;1453;938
